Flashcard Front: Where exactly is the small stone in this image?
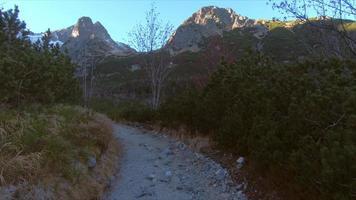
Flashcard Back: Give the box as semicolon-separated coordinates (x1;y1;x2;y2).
159;179;169;183
146;174;156;181
243;182;248;190
236;184;243;190
215;169;227;181
135;190;153;198
195;153;203;159
236;157;245;164
162;148;174;156
165;170;172;177
87;156;96;168
236;157;245;169
176;142;186;150
176;186;184;190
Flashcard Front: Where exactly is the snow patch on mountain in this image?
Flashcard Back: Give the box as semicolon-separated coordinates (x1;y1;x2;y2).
28;33;64;46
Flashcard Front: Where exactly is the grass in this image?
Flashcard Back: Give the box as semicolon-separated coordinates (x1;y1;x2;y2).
267;21;285;30
343;22;356;31
0;104;120;200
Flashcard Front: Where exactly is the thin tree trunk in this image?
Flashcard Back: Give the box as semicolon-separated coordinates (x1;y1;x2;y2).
83;65;87;108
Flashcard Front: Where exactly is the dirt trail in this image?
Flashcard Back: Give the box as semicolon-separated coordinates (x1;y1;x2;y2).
105;124;247;200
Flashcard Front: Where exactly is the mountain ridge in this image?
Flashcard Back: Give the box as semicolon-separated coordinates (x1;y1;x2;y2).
166;5;356;58
28;6;356;64
166;6;261;54
54;16;136;64
29;16;136;64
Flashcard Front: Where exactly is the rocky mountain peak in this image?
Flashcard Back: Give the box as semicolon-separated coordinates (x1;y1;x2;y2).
77;16;94;27
167;6;256;54
71;16;110;40
46;16;136;64
184;6;249;30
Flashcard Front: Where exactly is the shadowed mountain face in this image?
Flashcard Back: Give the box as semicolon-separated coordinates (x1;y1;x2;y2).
51;17;136;64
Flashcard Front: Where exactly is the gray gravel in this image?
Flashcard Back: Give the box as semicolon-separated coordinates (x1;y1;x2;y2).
105;124;247;200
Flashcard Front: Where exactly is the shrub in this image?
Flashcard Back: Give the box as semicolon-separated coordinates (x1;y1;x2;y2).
159;89;202;131
160;55;356;199
91;99;156;123
0;6;80;106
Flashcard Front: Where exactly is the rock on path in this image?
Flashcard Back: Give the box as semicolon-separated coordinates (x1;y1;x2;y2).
105;124;247;200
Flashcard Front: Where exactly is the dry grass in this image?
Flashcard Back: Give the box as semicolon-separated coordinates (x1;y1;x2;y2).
57;114;121;200
0;105;121;200
0;153;42;185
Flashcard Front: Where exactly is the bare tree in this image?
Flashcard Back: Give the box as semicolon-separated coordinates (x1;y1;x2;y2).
269;0;356;56
78;46;104;108
129;3;174;110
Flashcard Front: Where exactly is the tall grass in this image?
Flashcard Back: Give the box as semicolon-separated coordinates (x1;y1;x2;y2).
0;104;118;199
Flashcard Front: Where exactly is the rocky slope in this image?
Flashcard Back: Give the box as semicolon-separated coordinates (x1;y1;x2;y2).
106;124;247;200
54;17;136;64
166;6;265;54
95;10;356;99
166;6;356;58
30;17;135;64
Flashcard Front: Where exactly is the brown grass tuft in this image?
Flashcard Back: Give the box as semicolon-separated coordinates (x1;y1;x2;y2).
0;152;42;185
0;105;121;200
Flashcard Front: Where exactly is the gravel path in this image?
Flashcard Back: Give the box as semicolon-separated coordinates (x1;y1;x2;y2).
105;124;247;200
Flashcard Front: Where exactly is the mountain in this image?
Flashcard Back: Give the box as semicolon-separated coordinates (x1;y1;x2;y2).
166;6;265;54
166;6;356;59
28;33;64;46
116;41;136;54
54;17;136;64
29;17;136;64
94;6;356;100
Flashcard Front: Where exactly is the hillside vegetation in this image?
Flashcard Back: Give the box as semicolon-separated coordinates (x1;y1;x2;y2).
0;6;120;199
95;54;356;200
0;105;119;199
91;12;356;200
2;3;355;200
159;55;356;200
0;7;79;105
94;19;356;102
88;7;356;199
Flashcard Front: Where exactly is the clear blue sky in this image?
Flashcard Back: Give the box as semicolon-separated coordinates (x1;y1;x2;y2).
2;0;281;42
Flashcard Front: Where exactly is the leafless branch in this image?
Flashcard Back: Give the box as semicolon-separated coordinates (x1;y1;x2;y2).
270;0;356;56
128;3;174;109
324;113;345;131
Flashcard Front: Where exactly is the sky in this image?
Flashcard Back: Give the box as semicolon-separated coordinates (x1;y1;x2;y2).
1;0;282;42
